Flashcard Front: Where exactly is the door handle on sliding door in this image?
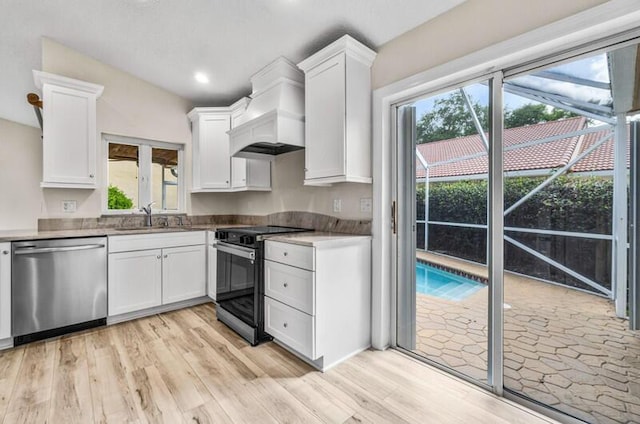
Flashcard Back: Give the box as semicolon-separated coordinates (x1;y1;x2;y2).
392;201;397;235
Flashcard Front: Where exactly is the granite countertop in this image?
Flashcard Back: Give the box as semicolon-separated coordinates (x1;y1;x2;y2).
0;225;245;242
265;231;371;247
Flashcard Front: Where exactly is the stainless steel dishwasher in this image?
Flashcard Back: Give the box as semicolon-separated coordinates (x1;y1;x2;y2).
12;237;107;345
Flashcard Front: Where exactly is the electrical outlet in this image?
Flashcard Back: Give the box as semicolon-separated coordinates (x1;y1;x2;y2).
62;200;77;213
333;198;342;213
360;198;372;213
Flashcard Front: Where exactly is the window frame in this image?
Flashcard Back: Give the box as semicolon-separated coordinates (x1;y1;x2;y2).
102;133;185;215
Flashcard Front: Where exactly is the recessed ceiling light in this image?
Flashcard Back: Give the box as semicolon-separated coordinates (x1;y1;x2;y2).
194;72;209;84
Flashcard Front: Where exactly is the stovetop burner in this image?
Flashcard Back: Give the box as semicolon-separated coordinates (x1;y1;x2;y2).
215;225;310;248
227;226;310;235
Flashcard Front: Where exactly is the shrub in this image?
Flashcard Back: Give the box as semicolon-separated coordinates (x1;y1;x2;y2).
108;185;134;210
419;176;614;292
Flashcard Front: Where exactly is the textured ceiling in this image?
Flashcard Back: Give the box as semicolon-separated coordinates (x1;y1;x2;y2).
1;0;465;127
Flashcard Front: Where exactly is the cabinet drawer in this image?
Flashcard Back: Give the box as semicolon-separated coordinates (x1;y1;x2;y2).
264;297;315;359
265;260;314;315
265;241;314;270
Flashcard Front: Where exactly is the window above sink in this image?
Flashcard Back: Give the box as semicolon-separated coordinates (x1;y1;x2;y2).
103;134;185;215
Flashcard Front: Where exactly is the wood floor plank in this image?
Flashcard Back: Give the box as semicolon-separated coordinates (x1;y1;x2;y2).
0;304;562;424
48;336;95;424
0;346;25;421
241;343;354;424
145;338;212;412
182;399;234;424
6;340;57;413
3;400;49;424
197;374;279;424
128;365;185;424
87;345;139;424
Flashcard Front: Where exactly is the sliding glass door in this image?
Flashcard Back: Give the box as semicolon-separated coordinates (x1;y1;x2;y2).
395;39;640;424
396;77;498;386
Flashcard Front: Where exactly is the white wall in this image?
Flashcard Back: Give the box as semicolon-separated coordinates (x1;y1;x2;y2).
372;0;609;89
0;118;42;230
234;150;373;220
40;38;240;218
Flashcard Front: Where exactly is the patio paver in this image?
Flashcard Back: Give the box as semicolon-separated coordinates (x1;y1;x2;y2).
413;252;640;424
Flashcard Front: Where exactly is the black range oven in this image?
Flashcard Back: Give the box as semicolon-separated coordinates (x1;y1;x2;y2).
214;226;309;345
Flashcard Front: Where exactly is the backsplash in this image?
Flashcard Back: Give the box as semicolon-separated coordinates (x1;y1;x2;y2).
37;211;371;235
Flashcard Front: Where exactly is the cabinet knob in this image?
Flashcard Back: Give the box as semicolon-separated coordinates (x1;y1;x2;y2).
157;255;161;259
164;254;168;259
283;282;288;288
226;180;229;184
89;174;94;178
283;323;288;328
1;250;8;255
283;252;288;257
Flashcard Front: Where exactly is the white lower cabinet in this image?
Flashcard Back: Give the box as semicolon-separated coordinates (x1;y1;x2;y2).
264;296;314;358
162;245;206;304
108;249;163;316
108;232;206;318
0;243;11;341
207;231;217;301
264;237;371;371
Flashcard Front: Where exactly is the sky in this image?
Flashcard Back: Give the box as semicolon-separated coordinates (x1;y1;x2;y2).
413;53;611;121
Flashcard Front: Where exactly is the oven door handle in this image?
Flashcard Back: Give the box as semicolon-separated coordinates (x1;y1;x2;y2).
214;241;256;261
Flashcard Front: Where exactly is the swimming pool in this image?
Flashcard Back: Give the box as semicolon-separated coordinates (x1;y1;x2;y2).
416;262;486;301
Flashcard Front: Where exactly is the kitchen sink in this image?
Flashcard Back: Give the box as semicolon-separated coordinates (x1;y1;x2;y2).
113;226;192;232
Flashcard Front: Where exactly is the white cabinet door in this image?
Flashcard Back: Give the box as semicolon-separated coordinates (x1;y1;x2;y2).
41;83;97;188
162;245;206;304
246;159;271;189
232;158;271;190
304;53;346;181
231;157;247;189
196;113;231;189
108;249;162;316
0;243;10;340
207;244;217;301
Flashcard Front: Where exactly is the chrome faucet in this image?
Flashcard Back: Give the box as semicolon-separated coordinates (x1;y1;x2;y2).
141;202;155;227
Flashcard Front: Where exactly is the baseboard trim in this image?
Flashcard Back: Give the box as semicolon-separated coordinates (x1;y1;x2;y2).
107;297;211;325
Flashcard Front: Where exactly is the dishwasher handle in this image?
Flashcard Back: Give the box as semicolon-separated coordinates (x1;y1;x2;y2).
14;244;106;255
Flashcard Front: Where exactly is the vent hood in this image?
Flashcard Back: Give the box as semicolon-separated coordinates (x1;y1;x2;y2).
229;57;305;161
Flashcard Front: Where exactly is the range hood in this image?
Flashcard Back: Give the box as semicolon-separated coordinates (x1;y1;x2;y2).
229;57;305;161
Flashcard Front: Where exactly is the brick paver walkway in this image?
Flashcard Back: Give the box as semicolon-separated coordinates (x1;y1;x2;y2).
413;252;640;424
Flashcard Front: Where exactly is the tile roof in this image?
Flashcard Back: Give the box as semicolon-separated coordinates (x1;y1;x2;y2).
416;117;626;179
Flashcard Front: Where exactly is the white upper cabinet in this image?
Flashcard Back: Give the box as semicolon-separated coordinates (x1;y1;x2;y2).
189;108;232;190
188;98;271;192
33;71;104;189
297;36;376;186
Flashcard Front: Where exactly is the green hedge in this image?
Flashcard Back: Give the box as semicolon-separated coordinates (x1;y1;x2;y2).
417;176;613;292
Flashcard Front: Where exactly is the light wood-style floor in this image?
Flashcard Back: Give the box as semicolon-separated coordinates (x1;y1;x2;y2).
0;303;557;423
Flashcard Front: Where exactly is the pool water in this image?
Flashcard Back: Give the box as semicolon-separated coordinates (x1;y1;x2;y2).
416;262;485;301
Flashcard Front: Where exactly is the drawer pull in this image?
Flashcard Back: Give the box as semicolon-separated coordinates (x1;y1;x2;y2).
283;282;288;288
283;323;288;328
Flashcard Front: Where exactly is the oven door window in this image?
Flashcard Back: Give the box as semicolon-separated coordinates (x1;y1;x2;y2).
217;249;256;325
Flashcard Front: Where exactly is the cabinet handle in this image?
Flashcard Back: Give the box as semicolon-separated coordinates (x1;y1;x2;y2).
283;282;288;288
157;255;161;259
283;323;288;328
164;254;168;259
1;250;8;255
283;252;288;257
89;174;94;178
